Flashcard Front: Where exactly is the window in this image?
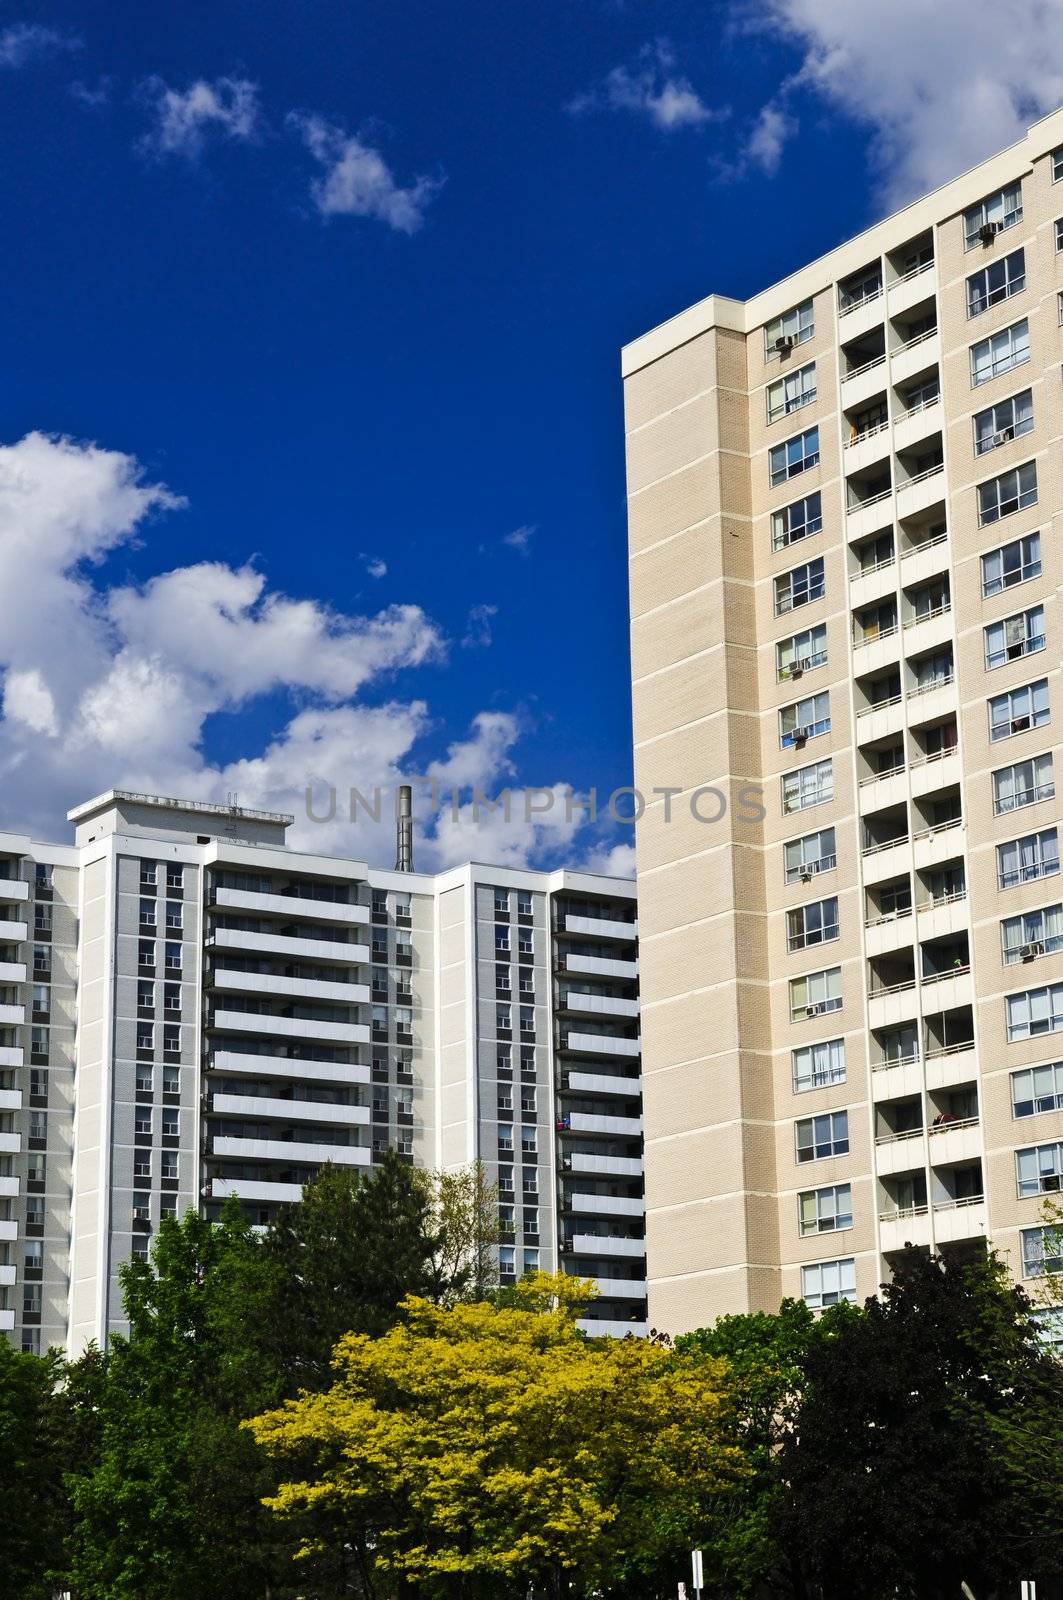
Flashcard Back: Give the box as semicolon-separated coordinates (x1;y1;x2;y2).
494;889;510;917
767;361;817;422
519;1006;535;1035
1022;1226;1063;1278
495;926;510;952
1006;982;1063;1042
161;1150;178;1181
140;861;158;886
165;901;183;930
770;427;819;487
787;897;839;952
1002;903;1063;965
520;1128;537;1155
166;864;184;890
1054;147;1063;182
1012;1062;1063;1119
135;1108;152;1136
779;691;830;749
799;1184;852;1236
970;319;1029;385
163;1026;180;1055
498;1126;514;1154
998;827;1059;890
499;1244;516;1275
789;967;842;1022
133;1154;151;1180
784;827;836;884
162;1065;180;1096
136;1025;154;1053
963;181;1022;248
765;298;814;354
164;943;182;971
796;1110;849;1162
776;623;827;681
135;1064;153;1094
994;753;1054;815
978;461;1037;525
161;1108;178;1139
164;983;181;1013
984;605;1045;670
774;557;824;616
973;389;1033;456
496;1005;511;1032
989;679;1049;742
1057;218;1063;252
137;979;154;1010
517;890;533;917
792;1038;846;1093
771;492;822;551
1017;1141;1063;1197
966;247;1025;315
139;897;157;928
802;1257;856;1310
981;531;1041;596
782;759;833;815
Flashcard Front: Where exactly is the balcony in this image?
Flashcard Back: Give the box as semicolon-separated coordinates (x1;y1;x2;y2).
864;907;915;959
0;962;26;983
0;1047;23;1069
576;1317;649;1339
560;991;639;1020
896;462;946;521
210;1050;369;1086
915;891;968;943
844;417;891;475
566;1191;644;1218
211;1135;372;1166
906;677;957;729
879;1204;932;1252
902;603;953;658
846;485;894;542
563;1032;640;1058
210;926;370;966
0;1308;14;1332
0;1219;17;1241
874;1127;925;1176
564;1070;640;1098
899;528;949;587
0;1175;19;1197
932;1195;987;1244
591;1276;648;1300
893;391;942;453
925;1041;978;1091
564;913;638;942
927;1117;981;1165
0;922;27;944
571;1234;646;1258
858;769;907;817
887;258;937;318
910;748;961;799
209;1176;304;1204
212;886;369;925
562;952;638;981
0;1088;22;1112
871;1054;922;1101
564;1111;642;1137
564;1151;643;1178
0;1131;22;1154
210;1092;370;1126
891;326;941;387
0;1004;25;1026
0;879;28;902
0;1264;14;1287
210;968;371;1006
862;839;912;887
210;1009;370;1046
841;352;887;409
913;821;965;871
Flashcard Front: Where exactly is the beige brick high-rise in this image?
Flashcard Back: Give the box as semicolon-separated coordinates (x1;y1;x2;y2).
624;107;1063;1335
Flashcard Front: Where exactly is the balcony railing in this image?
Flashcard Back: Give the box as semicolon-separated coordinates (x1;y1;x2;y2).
902;528;948;557
916;888;967;912
862;835;909;857
840;282;883;314
932;1192;985;1211
921;963;971;985
911;817;962;841
901;463;945;491
903;391;941;420
904;601;952;629
879;1202;929;1222
858;692;903;719
868;975;918;999
896;325;938;354
929;1114;979;1135
859;765;905;787
864;905;914;929
875;1127;924;1146
853;620;899;646
893;258;934;286
847;486;893;515
924;1040;975;1063
844;352;887;382
846;417;890;449
855;551;896;577
910;745;957;769
907;672;955;699
872;1050;920;1071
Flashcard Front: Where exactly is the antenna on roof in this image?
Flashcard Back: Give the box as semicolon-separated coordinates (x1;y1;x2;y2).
395;785;413;872
226;791;240;842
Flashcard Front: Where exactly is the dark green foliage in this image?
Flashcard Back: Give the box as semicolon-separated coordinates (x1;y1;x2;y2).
0;1338;71;1599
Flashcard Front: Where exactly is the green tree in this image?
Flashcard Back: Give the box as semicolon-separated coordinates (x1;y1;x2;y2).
247;1272;748;1600
0;1338;71;1599
417;1159;503;1304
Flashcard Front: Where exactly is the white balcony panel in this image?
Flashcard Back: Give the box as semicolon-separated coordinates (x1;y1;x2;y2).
928;1120;982;1165
0;1219;17;1241
858;770;907;818
933;1198;987;1244
899;538;950;588
887;263;937;318
890;330;940;387
837;292;884;341
213;887;369;925
568;1111;642;1137
0;1004;25;1026
874;1130;926;1176
902;609;953;658
564;914;637;942
566;1152;642;1178
867;988;919;1032
910;751;961;800
577;1317;648;1338
212;968;370;1005
565;1032;640;1058
563;952;638;981
925;1046;978;1091
210;1176;304;1204
0;1131;21;1154
896;469;946;522
871;1058;923;1101
861;841;912;888
0;1088;22;1111
212;1010;370;1045
848;563;898;612
892;398;942;454
879;1208;932;1252
856;699;905;745
845;496;894;544
0;1308;13;1331
212;1091;370;1126
844;426;891;476
864;911;916;959
212;1135;371;1166
0;922;28;943
851;631;901;679
562;991;640;1019
0;1047;23;1068
915;898;969;944
592;1276;647;1299
565;1071;641;1098
0;962;26;983
0;1264;15;1286
212;927;370;966
840;357;887;410
917;971;973;1014
0;1175;19;1197
567;1191;645;1218
211;1050;370;1086
913;825;965;872
572;1234;645;1258
0;880;28;901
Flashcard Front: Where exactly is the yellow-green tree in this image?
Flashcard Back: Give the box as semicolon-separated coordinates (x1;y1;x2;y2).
247;1273;746;1598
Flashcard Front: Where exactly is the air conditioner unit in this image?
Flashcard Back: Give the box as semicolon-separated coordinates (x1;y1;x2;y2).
993;427;1014;446
789;665;804;681
792;727;812;746
1021;941;1045;962
805;1002;823;1017
979;221;999;245
775;334;794;354
800;870;814;883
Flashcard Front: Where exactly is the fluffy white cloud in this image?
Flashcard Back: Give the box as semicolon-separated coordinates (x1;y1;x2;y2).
746;0;1063;207
0;23;79;68
289;113;442;232
138;76;262;159
460;603;497;649
502;524;535;553
570;43;724;132
0;432;616;874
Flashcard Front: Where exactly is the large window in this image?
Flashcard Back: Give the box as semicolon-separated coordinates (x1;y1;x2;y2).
799;1184;853;1237
1001;903;1063;965
787;897;839;952
977;461;1037;525
1054;147;1063;182
984;604;1045;669
973;389;1033;456
998;827;1059;890
989;679;1049;742
779;690;830;749
970;319;1029;386
1017;1141;1063;1198
1012;1062;1063;1119
770;427;819;487
1007;982;1063;1042
789;967;843;1022
981;531;1040;597
777;623;827;681
784;827;836;884
782;758;833;815
792;1038;846;1093
767;361;817;422
765;299;814;355
775;556;825;615
796;1110;849;1163
771;491;822;551
966;247;1025;316
801;1257;856;1310
963;181;1023;248
1022;1227;1063;1278
993;753;1054;815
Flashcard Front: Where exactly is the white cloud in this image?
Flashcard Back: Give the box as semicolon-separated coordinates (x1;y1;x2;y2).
0;432;619;874
138;75;262;159
746;0;1063;208
570;42;724;132
744;100;797;176
362;555;387;578
289;113;442;233
502;524;536;553
460;603;497;649
0;22;79;69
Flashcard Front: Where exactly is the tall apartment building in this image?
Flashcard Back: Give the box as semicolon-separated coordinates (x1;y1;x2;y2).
0;790;645;1354
623;107;1063;1333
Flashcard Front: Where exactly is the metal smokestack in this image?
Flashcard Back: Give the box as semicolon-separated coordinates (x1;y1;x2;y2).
395;784;414;872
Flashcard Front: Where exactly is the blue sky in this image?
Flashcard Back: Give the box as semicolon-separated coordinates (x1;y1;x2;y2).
1;0;1059;868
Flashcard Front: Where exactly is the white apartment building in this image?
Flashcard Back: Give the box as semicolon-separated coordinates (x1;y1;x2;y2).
0;789;645;1354
623;107;1063;1333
